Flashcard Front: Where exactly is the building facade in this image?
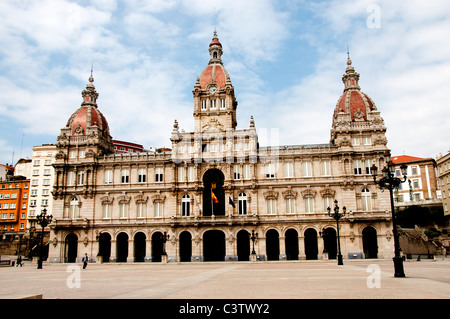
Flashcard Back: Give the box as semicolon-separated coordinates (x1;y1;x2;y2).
437;151;450;215
391;155;441;208
0;177;29;239
48;32;394;263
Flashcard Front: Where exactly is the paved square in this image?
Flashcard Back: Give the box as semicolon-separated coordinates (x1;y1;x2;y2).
1;259;450;299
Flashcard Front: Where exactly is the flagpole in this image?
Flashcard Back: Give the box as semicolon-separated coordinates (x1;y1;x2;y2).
211;188;214;217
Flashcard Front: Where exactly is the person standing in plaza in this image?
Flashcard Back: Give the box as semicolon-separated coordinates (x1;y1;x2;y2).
82;253;89;269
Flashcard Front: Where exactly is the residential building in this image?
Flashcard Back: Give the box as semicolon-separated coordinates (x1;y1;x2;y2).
0;177;29;239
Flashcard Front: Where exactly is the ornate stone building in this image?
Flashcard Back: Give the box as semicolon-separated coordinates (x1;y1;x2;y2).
48;32;394;263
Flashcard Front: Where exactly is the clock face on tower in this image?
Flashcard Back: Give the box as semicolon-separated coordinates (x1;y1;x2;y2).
209;86;217;94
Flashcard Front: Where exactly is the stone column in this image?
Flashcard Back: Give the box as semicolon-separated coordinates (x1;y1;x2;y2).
109;239;117;262
279;236;286;260
298;236;306;260
225;234;236;261
127;239;134;262
145;238;152;262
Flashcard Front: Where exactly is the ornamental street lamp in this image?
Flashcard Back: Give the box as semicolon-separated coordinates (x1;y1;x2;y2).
250;230;258;255
371;155;407;278
327;200;346;265
36;208;53;269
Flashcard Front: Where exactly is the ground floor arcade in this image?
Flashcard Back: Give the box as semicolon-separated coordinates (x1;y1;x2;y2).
48;222;393;263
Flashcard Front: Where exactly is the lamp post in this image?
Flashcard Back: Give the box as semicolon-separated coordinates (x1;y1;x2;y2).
371;155;407;278
36;208;53;269
327;200;346;265
250;230;258;255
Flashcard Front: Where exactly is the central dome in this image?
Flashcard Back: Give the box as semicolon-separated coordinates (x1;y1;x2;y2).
198;31;231;90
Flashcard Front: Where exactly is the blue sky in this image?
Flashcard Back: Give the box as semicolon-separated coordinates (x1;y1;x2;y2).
1;0;449;165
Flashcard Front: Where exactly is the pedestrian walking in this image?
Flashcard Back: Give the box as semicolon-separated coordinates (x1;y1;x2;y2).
82;253;89;269
16;255;23;267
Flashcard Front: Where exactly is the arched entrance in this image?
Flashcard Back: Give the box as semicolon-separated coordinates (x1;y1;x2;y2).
237;230;250;261
285;229;299;260
179;231;192;262
152;232;164;262
202;169;225;216
98;232;111;262
116;232;129;262
65;233;78;263
323;228;337;260
203;230;225;261
362;226;378;258
266;229;280;261
134;232;146;262
304;228;318;260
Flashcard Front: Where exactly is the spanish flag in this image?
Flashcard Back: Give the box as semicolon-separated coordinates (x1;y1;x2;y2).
211;190;219;203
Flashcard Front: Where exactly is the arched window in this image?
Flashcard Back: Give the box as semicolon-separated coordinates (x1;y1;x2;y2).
69;197;79;219
182;194;190;217
362;188;372;211
238;193;247;215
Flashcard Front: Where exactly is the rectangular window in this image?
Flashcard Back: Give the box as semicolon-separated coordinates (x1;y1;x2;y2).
178;166;185;182
104;169;113;184
286;198;295;214
321;160;331;176
155;168;164;182
188;166;195;182
302;161;312;177
3;203;8;209
220;99;225;109
77;172;84;185
201;100;207;110
234;165;242;180
121;169;130;184
412;166;418;175
102;204;111;219
137;203;146;218
352;137;360;146
10;203;16;209
154;202;163;217
354;160;363;175
266;199;276;215
365;160;372;175
363;136;372;145
323;197;334;213
210;99;216;109
305;198;314;213
243;164;251;180
138;168;146;183
265;163;275;179
284;162;294;178
68;171;75;186
119;203;128;218
11;193;17;199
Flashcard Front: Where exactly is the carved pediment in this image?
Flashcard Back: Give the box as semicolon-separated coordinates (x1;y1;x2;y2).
202;118;225;132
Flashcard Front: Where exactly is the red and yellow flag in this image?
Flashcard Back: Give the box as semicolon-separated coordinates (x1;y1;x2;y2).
211;191;219;203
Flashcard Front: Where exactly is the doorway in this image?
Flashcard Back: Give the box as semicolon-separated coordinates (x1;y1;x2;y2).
362;226;378;258
134;232;146;262
237;230;250;261
179;231;192;262
304;228;318;260
65;233;78;263
285;229;299;260
323;228;337;260
203;230;225;261
98;232;111;262
202;169;225;216
116;232;129;262
266;229;280;261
